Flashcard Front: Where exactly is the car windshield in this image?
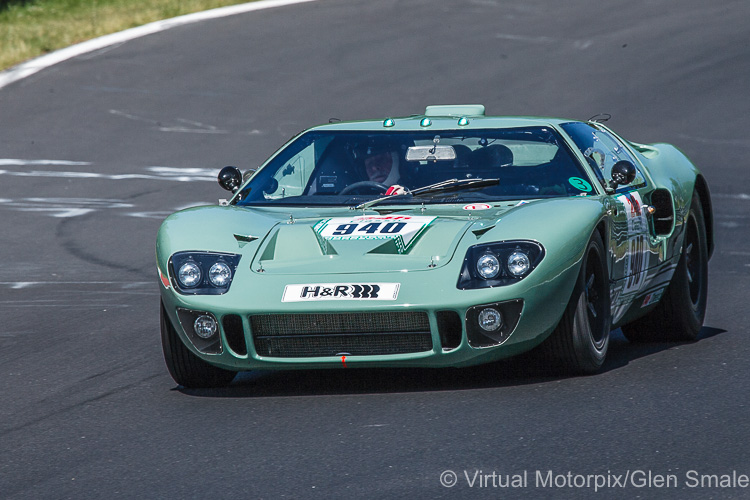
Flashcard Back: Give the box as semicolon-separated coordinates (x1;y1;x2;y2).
234;126;595;207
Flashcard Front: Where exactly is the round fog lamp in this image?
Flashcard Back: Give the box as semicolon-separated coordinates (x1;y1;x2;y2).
478;308;503;332
476;253;500;279
178;261;202;288
209;262;232;287
194;315;217;339
507;251;531;276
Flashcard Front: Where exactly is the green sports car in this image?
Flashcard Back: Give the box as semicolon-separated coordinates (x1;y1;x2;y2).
156;105;713;388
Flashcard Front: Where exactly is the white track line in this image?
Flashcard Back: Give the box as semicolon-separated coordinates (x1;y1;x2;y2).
0;0;318;91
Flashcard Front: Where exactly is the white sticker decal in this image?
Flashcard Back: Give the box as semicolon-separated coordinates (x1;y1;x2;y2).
617;192;649;294
463;203;492;211
314;215;434;253
282;283;400;302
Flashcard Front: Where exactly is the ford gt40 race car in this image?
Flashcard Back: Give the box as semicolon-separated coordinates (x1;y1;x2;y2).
157;105;713;388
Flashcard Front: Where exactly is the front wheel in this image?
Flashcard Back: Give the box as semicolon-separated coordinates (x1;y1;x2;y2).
622;190;708;342
160;301;236;388
537;231;611;374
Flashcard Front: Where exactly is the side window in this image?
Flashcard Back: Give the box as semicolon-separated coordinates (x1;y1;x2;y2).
266;141;318;199
560;122;646;191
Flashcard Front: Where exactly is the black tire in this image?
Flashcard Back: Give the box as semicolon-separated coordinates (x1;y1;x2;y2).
160;301;236;388
622;190;708;342
538;230;611;374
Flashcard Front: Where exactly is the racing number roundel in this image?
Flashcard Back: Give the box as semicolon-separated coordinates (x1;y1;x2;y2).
568;177;593;192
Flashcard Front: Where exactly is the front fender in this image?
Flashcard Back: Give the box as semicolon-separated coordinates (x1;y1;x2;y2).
463;196;608;341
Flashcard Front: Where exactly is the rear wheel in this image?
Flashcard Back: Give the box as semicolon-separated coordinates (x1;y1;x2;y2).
538;231;611;374
160;301;236;388
622;190;708;342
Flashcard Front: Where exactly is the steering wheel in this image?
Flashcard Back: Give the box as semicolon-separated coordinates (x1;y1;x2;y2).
339;181;389;195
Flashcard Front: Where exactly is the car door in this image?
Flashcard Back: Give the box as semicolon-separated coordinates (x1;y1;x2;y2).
560;122;661;322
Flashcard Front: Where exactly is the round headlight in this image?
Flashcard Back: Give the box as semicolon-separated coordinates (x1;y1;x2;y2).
209;262;232;287
476;253;500;279
507;251;531;276
178;261;202;288
478;308;503;332
193;315;217;339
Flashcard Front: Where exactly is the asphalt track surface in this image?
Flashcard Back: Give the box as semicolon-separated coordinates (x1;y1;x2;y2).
1;0;749;498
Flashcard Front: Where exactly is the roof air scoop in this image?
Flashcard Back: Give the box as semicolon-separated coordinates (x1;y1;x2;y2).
424;105;486;117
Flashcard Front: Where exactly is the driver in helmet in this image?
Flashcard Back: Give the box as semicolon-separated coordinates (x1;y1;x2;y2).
360;142;408;196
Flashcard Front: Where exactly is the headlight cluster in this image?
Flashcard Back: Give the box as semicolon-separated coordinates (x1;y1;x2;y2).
169;251;241;295
457;241;544;290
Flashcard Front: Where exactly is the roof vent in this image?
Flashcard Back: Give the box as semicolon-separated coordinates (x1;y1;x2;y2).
424;105;485;117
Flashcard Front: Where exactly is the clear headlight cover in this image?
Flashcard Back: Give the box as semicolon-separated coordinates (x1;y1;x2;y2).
507;251;531;277
457;241;544;290
476;253;500;279
193;314;218;339
177;261;202;288
478;307;503;332
209;262;232;287
169;252;241;295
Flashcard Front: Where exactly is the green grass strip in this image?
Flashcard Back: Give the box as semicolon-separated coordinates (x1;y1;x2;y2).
0;0;252;70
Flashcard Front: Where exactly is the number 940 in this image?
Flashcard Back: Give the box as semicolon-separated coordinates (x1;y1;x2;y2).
332;222;406;235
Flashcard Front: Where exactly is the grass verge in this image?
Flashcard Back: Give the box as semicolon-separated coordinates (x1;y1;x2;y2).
0;0;252;71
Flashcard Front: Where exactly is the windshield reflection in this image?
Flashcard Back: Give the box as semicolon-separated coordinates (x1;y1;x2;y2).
235;127;594;206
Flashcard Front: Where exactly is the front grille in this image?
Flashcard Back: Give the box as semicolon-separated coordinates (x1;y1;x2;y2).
250;312;432;358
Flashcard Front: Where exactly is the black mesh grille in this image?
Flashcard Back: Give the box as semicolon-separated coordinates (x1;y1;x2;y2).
255;333;432;357
250;312;432;358
222;314;247;355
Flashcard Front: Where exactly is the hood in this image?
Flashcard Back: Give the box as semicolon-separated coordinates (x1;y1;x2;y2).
251;212;479;274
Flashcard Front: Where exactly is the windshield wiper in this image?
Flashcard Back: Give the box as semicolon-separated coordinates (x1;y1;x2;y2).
410;177;500;196
355;178;500;210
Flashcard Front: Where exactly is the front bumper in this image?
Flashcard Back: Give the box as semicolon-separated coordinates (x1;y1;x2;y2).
159;260;580;371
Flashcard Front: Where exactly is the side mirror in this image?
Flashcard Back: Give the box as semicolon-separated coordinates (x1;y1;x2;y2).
609;160;636;188
218;166;242;193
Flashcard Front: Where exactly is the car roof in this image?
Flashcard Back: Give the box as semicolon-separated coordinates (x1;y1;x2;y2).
308;105;579;133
